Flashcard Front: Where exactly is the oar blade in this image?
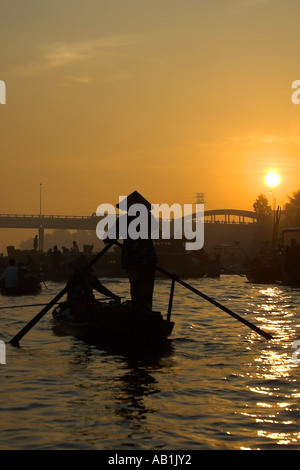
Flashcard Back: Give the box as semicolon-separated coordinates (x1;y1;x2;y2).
9;242;113;345
112;241;273;341
9;287;67;346
155;265;273;341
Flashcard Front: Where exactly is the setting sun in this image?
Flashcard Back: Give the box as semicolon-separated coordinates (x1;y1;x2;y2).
265;172;280;187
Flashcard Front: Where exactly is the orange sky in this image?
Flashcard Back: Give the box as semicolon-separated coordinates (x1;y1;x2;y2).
1;0;300;251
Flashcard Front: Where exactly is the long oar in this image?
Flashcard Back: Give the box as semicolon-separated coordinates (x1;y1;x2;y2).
156;264;273;340
0;296;124;310
0;303;58;310
111;241;272;340
27;254;49;290
9;242;113;346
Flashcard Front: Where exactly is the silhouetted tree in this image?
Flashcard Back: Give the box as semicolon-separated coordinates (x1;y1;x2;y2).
253;194;272;222
284;190;300;226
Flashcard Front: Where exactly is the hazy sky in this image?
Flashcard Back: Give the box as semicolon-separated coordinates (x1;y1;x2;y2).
1;0;300;247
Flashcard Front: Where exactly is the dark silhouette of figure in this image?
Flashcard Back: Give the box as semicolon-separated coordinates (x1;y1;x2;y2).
1;258;19;293
104;191;158;315
66;255;120;305
52;245;62;274
71;241;80;253
33;235;38;251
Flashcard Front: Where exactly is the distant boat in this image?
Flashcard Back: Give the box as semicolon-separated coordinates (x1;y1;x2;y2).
245;253;282;284
245;227;300;286
1;272;41;296
52;300;174;346
280;228;300;286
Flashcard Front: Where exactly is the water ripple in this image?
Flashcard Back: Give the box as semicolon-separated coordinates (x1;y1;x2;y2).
0;277;299;449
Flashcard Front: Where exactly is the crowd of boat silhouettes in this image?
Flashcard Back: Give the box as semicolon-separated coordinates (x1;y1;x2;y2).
1;191;297;349
0;228;299;297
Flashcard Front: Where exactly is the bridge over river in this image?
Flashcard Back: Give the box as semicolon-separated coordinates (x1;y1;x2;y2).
0;209;258;251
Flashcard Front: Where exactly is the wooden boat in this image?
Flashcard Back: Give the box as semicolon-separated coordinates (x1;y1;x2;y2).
52;300;174;345
1;273;41;296
280;228;300;286
245;253;282;284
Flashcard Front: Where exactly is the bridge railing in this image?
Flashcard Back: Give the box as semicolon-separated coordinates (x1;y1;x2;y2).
0;212;258;224
0;214;94;219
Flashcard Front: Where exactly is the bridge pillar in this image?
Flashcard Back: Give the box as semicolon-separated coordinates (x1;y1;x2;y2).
38;226;44;252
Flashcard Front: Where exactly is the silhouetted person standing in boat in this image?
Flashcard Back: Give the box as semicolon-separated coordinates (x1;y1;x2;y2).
71;240;80;253
104;191;158;315
52;245;62;274
33;235;38;251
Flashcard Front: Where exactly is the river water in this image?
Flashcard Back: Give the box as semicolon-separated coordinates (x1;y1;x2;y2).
0;275;299;450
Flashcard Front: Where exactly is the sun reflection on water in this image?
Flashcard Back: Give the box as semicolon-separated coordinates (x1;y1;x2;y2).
1;276;299;450
238;283;300;448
